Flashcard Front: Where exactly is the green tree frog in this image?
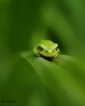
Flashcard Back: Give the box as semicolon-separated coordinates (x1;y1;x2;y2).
33;40;60;61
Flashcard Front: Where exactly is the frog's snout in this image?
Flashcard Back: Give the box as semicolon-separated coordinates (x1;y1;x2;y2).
47;50;52;53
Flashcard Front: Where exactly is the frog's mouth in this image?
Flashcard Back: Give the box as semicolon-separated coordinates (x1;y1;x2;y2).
39;53;58;61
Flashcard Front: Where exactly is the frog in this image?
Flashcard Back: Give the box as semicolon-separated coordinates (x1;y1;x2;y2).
33;40;60;61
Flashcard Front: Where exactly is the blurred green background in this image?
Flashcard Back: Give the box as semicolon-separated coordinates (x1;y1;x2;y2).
0;0;85;106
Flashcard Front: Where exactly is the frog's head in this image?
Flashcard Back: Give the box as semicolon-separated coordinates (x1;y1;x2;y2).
37;40;60;60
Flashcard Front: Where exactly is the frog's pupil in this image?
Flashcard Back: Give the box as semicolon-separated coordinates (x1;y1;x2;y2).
38;46;43;51
56;46;58;50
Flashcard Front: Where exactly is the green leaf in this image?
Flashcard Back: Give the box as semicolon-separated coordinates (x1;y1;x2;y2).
53;55;85;87
21;51;85;106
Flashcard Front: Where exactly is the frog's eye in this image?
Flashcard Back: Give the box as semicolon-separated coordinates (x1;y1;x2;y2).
38;46;43;51
56;46;59;50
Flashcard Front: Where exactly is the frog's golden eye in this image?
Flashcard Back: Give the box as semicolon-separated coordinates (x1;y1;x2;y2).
56;46;59;50
38;46;43;51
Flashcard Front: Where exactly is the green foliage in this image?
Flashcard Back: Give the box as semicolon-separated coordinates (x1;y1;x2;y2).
0;0;85;106
21;52;85;106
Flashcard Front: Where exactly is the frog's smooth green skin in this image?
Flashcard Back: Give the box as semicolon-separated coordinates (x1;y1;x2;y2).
33;40;60;61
